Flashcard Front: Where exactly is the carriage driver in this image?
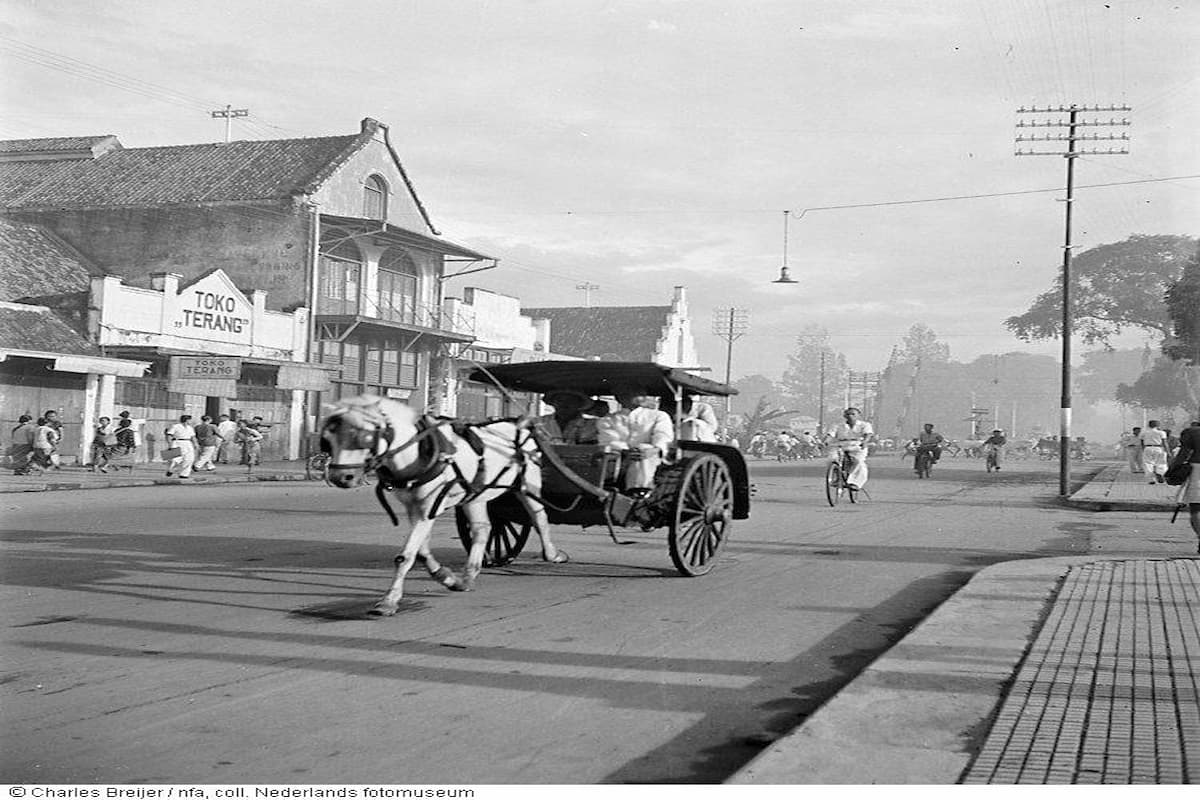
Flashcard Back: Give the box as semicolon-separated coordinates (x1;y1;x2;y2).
597;384;674;491
537;389;600;445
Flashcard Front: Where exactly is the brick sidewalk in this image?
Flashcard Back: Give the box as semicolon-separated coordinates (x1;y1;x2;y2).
730;556;1200;785
1068;463;1184;512
962;559;1199;784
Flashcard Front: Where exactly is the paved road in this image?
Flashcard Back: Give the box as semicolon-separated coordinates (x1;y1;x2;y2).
1;456;1116;784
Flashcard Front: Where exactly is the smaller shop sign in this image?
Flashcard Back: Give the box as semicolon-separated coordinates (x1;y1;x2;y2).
168;356;241;396
173;356;243;380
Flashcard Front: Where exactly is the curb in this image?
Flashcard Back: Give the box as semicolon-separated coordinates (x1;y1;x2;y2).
0;472;310;493
1065;464;1179;513
727;556;1134;785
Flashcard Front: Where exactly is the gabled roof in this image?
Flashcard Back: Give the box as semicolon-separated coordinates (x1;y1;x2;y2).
0;218;102;301
522;305;672;362
0;120;432;223
0;301;101;356
0;135;120;154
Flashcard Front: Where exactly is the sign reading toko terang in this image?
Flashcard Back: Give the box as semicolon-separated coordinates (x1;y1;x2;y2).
93;269;310;362
173;356;243;380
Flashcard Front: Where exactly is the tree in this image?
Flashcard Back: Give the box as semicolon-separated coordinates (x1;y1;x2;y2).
898;323;950;364
1164;243;1200;366
1005;234;1198;345
779;325;851;427
737;396;801;442
1115;355;1194;422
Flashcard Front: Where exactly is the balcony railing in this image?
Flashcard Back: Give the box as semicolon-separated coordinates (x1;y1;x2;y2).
317;293;475;338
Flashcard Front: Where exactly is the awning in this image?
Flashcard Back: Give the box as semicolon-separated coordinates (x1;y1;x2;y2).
321;214;495;262
0;349;150;377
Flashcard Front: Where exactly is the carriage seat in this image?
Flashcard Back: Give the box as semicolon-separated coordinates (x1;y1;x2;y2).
540;444;623;495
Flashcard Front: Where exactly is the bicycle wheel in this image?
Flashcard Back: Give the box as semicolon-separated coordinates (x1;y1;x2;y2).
824;460;842;507
305;452;329;481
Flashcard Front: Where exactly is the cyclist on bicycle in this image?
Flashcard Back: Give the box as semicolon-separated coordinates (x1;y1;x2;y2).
983;429;1007;470
825;407;875;490
914;423;945;474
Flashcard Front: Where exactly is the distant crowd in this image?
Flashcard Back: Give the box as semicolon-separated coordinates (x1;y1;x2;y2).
6;409;272;478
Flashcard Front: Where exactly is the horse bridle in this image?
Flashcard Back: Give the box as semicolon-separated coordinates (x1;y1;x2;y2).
326;411;447;484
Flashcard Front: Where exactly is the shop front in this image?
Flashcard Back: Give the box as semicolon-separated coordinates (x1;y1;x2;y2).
93;270;332;462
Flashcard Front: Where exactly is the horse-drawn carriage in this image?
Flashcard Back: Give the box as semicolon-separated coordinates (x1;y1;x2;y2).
458;360;751;577
319;360;751;615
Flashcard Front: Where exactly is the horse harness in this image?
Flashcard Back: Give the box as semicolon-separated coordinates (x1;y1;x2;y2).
354;413;538;526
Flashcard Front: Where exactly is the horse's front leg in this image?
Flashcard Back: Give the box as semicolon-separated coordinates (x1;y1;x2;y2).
372;516;461;615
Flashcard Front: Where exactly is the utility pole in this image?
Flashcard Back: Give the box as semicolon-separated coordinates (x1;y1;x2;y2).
1016;103;1130;496
211;105;248;144
575;282;600;307
712;308;749;419
818;351;826;434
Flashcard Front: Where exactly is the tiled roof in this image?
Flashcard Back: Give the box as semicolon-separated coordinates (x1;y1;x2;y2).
522;306;671;362
0;218;101;301
0;130;368;209
0;302;101;356
0;136;118;153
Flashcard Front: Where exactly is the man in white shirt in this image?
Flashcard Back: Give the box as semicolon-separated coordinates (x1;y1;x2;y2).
825;407;875;490
165;414;197;478
597;386;674;490
216;413;239;464
1140;420;1169;484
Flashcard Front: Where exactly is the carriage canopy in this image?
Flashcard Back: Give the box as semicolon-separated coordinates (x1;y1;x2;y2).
466;360;738;398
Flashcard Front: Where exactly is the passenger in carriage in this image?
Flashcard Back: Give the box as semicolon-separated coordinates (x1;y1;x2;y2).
659;393;719;443
536;389;600;445
597;385;674;491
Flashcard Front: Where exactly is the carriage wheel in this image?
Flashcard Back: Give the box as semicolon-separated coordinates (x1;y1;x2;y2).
455;504;530;567
824;460;842;507
668;454;733;577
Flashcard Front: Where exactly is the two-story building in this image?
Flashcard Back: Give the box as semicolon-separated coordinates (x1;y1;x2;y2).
0;119;496;458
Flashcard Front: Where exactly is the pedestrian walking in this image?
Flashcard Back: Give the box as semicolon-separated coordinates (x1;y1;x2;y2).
216;413;238;463
1170;421;1200;553
192;415;221;472
31;416;59;472
235;419;263;473
90;416;114;472
1121;427;1143;473
1140;420;1169;484
111;417;137;472
164;414;197;478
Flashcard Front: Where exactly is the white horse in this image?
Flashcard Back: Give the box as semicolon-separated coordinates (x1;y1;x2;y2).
320;395;567;616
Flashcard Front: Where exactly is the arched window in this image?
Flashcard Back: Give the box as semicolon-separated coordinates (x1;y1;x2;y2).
317;229;362;315
377;248;418;323
363;175;388;220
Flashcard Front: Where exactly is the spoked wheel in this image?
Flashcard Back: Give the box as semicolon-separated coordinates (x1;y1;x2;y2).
455;502;530;567
825;460;843;507
305;452;329;481
668;454;733;577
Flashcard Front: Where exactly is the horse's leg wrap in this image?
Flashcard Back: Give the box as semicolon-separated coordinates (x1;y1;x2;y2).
418;552;462;591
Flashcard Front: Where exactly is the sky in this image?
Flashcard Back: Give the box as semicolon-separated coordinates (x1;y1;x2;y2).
2;0;1197;381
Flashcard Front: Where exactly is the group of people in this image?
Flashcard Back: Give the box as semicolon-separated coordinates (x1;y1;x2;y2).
535;386;718;490
907;425;1008;471
8;410;69;475
162;413;268;479
1119;421;1186;484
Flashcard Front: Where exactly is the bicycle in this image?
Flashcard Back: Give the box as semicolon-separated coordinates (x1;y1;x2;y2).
985;445;1003;472
824;450;859;507
914;446;935;479
305;450;331;480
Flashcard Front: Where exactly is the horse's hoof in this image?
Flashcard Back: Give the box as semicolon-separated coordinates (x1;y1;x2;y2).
544;551;570;564
369;604;398;617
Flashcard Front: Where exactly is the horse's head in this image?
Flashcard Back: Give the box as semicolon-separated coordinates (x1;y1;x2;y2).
320;395;413;489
